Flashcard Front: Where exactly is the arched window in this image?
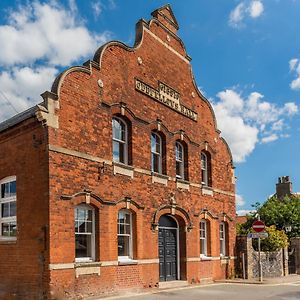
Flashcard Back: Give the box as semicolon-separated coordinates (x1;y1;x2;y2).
112;117;128;164
0;176;17;239
74;204;95;262
151;132;162;173
175;142;184;179
117;209;133;260
219;222;228;256
200;220;208;256
201;151;211;186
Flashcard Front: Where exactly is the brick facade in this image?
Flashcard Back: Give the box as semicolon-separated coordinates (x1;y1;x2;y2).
0;5;236;299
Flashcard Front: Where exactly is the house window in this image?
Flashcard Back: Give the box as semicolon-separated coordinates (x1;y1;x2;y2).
201;152;208;186
220;222;226;256
117;210;132;259
200;220;207;256
0;177;17;239
75;204;95;262
176;142;184;179
112;117;128;164
151;132;162;173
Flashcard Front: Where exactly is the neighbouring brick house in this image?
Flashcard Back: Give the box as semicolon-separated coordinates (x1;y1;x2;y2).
0;5;236;299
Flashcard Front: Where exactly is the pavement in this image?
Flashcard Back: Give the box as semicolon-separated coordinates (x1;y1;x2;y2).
87;274;300;300
216;274;300;285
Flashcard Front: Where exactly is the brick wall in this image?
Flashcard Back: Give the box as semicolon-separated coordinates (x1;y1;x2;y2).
0;119;49;299
0;5;236;299
46;6;236;298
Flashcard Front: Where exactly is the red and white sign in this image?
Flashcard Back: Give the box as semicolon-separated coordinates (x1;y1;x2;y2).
252;220;265;233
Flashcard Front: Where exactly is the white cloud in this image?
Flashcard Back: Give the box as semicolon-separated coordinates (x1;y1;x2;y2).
284;102;298;115
249;0;264;18
261;134;278;144
91;0;117;19
68;0;78;14
291;78;300;90
289;58;298;71
229;3;245;27
217;89;244;112
0;67;58;122
0;1;111;66
213;89;298;162
237;209;254;216
92;1;103;19
214;94;258;162
271;119;284;131
0;1;113;123
289;57;300;90
229;1;264;27
236;194;246;207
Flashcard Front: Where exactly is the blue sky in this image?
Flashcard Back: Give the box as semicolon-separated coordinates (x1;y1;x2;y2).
0;0;300;214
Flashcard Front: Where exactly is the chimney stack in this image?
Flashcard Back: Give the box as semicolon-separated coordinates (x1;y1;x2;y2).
276;176;292;199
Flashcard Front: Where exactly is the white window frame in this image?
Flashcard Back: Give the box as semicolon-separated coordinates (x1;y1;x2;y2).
200;220;207;256
151;132;162;173
220;222;226;256
201;152;208;186
175;142;184;179
112;117;128;164
74;204;95;262
117;209;133;261
0;176;17;241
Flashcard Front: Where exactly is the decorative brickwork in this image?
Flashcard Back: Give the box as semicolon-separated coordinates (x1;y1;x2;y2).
0;5;236;299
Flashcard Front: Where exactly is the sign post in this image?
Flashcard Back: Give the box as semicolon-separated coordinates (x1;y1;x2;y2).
252;217;265;282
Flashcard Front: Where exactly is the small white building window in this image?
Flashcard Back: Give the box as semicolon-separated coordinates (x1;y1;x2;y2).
220;222;226;256
75;204;95;262
151;132;162;173
176;142;184;179
201;152;208;186
200;220;207;256
112;117;128;164
117;209;132;260
0;176;17;239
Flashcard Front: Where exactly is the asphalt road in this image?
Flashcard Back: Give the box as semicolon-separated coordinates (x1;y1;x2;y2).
125;282;300;300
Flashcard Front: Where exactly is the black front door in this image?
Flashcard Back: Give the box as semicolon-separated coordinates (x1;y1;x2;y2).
159;227;177;281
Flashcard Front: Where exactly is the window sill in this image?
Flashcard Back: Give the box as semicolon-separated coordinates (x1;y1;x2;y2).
0;237;17;244
201;186;213;196
75;261;102;268
200;255;212;261
151;172;168;186
74;261;101;277
113;162;134;178
176;179;190;190
118;259;138;266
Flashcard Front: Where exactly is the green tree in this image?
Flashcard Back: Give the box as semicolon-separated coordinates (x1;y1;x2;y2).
257;196;300;238
237;195;300;251
253;226;289;251
238;195;300;239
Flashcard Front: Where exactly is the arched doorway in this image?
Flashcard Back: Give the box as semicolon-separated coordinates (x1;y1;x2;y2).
158;214;179;281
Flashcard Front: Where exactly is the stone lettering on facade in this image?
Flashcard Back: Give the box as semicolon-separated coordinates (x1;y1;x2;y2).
135;79;198;121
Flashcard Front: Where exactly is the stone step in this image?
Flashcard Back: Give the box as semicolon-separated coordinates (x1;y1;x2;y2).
200;277;214;284
159;280;189;289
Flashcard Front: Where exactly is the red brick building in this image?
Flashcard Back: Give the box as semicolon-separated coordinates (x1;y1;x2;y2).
0;5;236;299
